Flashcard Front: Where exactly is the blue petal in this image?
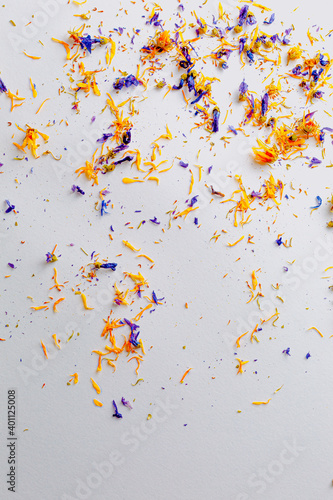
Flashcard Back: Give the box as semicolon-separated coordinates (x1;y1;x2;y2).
264;13;275;25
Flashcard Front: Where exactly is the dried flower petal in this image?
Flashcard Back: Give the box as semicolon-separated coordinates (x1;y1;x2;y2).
112;400;123;418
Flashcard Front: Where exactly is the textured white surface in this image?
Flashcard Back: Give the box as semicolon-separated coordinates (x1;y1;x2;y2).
1;0;333;499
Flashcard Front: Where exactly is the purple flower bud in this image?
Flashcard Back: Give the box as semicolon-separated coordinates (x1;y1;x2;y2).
188;195;198;207
97;133;113;143
112;400;123;418
79;34;92;53
239;80;248;96
100;262;117;270
124;318;141;347
308;157;322;168
71;185;85;195
239;37;247;54
121;397;133;409
238;5;249;26
113;74;141;90
261;93;269;116
212;107;220;133
5;200;15;213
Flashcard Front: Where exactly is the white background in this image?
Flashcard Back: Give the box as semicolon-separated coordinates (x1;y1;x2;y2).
1;0;333;499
